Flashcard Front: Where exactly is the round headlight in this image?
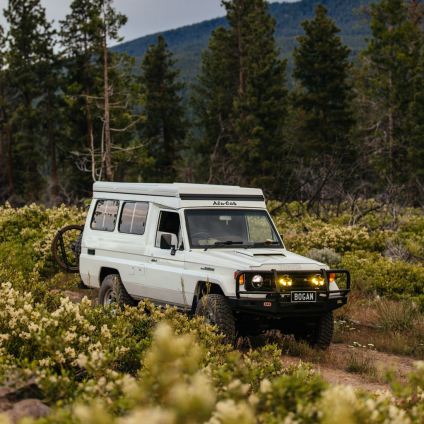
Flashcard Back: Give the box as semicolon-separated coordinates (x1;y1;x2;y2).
251;275;264;289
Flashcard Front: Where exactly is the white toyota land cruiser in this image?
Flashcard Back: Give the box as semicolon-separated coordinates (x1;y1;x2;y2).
53;182;350;348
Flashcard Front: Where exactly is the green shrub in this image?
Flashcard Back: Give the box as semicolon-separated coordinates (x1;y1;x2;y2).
281;223;388;256
306;248;342;267
0;203;87;279
6;322;424;424
340;251;424;297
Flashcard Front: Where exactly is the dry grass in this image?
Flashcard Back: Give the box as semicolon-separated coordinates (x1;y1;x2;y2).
333;291;424;358
345;351;378;380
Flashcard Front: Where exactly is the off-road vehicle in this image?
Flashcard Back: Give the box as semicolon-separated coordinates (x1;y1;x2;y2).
52;182;350;348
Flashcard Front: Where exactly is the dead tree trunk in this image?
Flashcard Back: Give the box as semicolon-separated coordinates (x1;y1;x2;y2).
103;29;112;182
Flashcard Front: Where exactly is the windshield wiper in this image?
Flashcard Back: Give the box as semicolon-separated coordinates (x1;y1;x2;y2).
245;241;280;249
204;241;243;251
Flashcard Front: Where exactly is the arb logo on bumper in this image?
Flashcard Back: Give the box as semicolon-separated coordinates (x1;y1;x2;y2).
264;302;272;307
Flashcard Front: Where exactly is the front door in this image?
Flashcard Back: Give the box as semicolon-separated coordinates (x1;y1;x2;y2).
146;210;186;307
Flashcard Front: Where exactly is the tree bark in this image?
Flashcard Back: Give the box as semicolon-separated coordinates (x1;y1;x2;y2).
103;27;112;182
47;88;59;204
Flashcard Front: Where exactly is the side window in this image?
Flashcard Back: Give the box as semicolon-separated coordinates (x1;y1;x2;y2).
155;211;181;248
119;202;149;235
91;200;120;231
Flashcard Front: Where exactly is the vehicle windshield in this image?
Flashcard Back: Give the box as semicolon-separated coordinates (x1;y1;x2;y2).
185;209;282;249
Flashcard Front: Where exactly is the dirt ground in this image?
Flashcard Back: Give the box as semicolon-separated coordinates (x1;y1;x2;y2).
62;289;417;393
280;342;416;392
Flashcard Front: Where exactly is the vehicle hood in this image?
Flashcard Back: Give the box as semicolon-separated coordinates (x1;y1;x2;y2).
185;248;327;272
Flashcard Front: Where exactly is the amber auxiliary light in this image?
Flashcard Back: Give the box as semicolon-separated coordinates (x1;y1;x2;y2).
312;274;325;286
279;275;293;287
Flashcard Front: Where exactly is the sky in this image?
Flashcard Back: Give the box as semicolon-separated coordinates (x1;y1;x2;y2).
0;0;299;46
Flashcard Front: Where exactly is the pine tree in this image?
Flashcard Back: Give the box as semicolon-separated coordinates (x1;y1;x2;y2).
61;0;142;185
96;0;127;182
408;47;424;195
0;24;13;203
191;0;287;191
37;19;63;204
3;0;53;201
60;0;103;153
292;4;354;159
139;35;187;183
357;0;422;183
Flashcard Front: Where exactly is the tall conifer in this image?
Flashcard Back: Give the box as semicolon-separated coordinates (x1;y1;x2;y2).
4;0;54;201
139;35;187;183
357;0;422;183
191;0;287;190
60;0;103;153
292;4;354;159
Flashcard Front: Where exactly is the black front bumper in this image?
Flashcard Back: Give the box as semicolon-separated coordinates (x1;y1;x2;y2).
230;269;350;317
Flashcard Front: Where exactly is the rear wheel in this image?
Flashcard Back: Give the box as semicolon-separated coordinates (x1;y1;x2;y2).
98;274;135;309
294;312;334;350
195;294;236;345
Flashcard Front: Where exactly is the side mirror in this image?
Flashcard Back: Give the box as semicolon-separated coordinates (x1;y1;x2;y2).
161;234;177;256
280;234;284;241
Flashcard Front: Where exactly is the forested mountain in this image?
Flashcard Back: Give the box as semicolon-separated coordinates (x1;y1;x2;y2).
112;0;370;90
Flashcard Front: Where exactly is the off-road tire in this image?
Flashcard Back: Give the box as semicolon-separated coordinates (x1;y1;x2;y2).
99;274;135;309
195;294;236;345
51;224;84;273
294;312;334;350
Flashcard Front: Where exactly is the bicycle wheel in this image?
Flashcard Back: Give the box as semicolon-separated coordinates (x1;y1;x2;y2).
51;225;84;273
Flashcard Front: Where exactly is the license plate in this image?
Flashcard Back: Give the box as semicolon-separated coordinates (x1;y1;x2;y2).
291;291;316;303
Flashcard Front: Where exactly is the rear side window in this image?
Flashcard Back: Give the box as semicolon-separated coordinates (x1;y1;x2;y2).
91;200;120;231
119;202;149;235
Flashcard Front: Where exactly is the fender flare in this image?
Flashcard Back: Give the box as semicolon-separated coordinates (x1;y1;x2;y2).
192;280;226;314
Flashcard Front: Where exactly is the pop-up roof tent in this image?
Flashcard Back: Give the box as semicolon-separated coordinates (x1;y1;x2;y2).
93;182;266;209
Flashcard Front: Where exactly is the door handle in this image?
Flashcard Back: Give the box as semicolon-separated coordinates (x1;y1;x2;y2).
151;258;157;262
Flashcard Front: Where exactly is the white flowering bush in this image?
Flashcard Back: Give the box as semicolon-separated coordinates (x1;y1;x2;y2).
0;202;87;280
2;204;424;422
2;322;424;424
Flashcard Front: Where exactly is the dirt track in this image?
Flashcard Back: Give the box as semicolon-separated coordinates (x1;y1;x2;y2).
281;343;417;392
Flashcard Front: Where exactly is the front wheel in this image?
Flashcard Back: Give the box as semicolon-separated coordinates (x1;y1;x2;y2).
294;312;334;350
195;294;236;345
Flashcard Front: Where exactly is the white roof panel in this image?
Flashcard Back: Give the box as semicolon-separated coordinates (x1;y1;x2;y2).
93;182;264;199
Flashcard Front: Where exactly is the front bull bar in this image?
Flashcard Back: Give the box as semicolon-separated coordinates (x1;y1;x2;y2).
235;269;351;298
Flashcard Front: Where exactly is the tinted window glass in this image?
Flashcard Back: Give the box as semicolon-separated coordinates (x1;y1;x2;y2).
91;200;120;231
158;211;180;235
119;202;149;235
185;209;280;248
